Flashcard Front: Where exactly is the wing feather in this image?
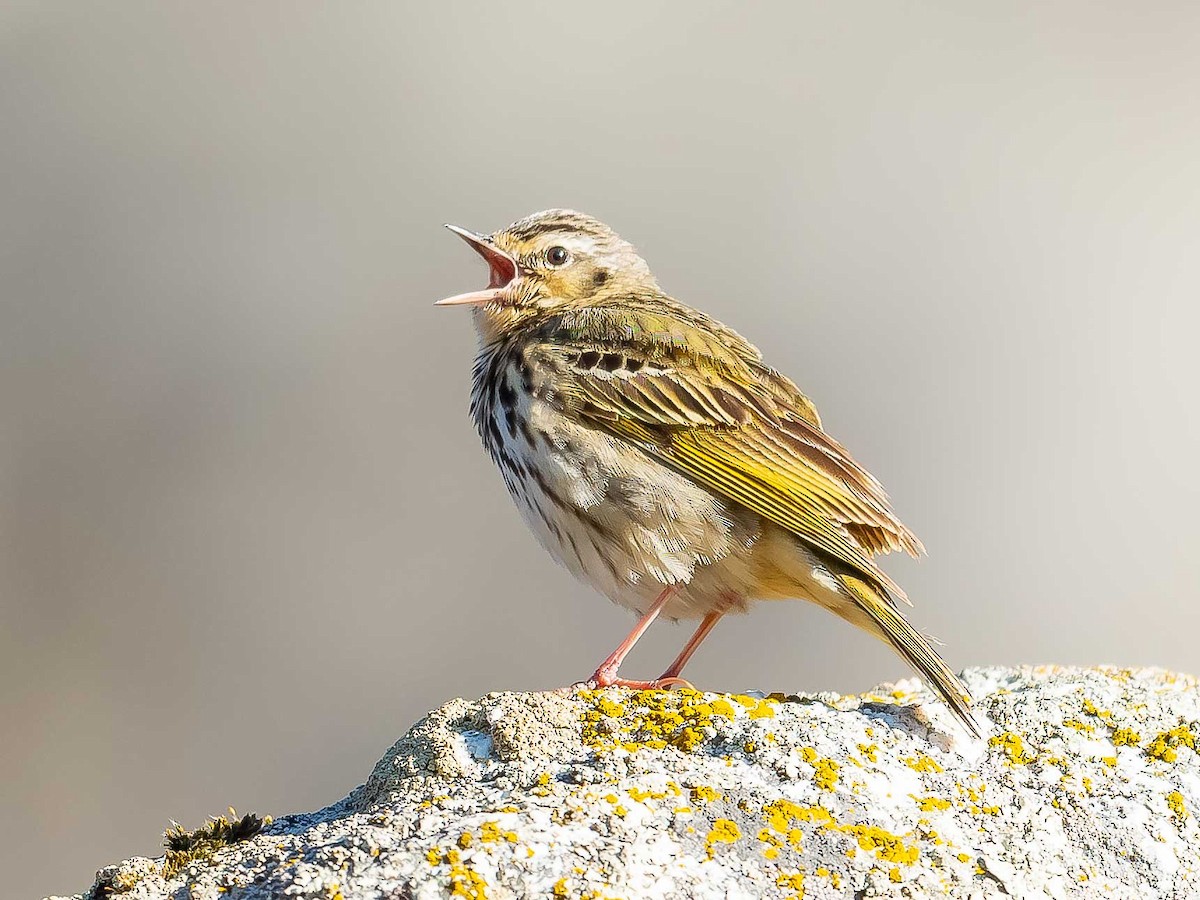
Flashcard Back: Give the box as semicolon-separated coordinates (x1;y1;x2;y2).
536;305;923;600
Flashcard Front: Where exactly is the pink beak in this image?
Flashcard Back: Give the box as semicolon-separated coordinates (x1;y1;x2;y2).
436;225;520;306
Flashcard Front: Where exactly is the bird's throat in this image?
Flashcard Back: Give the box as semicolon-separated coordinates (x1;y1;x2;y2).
471;302;539;347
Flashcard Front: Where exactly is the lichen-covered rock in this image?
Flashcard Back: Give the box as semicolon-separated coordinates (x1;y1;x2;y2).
57;667;1200;900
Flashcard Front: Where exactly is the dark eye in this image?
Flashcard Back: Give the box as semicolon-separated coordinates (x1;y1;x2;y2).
546;246;569;266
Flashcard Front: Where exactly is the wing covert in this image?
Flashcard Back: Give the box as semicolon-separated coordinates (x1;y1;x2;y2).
536;306;923;601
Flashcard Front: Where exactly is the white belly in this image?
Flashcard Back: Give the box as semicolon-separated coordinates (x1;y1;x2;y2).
488;392;762;619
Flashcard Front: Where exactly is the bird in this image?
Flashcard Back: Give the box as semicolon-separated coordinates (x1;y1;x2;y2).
437;209;979;736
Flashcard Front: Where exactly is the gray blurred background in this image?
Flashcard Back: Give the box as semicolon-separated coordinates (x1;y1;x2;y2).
3;3;1198;895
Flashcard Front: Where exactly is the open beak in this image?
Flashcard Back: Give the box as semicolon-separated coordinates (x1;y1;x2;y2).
436;224;520;306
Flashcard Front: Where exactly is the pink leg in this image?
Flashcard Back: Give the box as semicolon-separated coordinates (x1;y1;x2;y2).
656;610;724;681
587;588;689;690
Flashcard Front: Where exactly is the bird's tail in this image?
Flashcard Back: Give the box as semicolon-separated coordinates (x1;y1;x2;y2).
837;573;981;737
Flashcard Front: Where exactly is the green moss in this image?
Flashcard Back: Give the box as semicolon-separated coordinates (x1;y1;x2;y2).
161;809;271;880
91;869;146;899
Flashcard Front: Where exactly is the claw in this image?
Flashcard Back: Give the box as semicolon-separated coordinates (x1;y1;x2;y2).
585;674;695;691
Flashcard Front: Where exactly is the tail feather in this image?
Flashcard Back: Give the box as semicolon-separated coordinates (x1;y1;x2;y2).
838;574;981;737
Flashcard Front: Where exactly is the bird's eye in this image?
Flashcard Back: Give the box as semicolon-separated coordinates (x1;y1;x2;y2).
546;246;569;266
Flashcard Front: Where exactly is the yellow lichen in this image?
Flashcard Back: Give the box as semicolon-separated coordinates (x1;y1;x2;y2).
594;696;625;718
1167;791;1188;821
817;867;842;889
956;781;1000;815
762;799;919;870
840;824;920;865
732;693;778;719
710;698;736;718
1062;719;1095;735
1111;727;1141;747
763;799;832;834
776;871;805;898
856;743;879;763
690;785;720;803
758;820;786;859
1081;698;1111;719
552;877;570;898
1146;726;1196;763
448;860;488;899
799;747;840;791
705;818;742;858
903;754;944;773
989;732;1035;765
627;787;660;802
580;689;748;753
914;796;952;812
477;822;513;844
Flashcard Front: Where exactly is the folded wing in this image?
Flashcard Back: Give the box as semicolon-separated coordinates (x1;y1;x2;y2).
539;305;924;604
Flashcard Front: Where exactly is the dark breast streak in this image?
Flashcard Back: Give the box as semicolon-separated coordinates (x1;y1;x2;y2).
470;341;635;588
471;344;534;474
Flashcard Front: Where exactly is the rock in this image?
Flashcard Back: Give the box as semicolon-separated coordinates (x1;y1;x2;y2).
57;666;1200;900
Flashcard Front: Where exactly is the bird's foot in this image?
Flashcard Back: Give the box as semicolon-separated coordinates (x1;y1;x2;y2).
581;670;695;691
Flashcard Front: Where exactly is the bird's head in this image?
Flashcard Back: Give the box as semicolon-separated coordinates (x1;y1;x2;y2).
437;210;658;334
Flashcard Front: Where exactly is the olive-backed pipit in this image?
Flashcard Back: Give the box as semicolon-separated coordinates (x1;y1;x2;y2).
438;209;978;735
